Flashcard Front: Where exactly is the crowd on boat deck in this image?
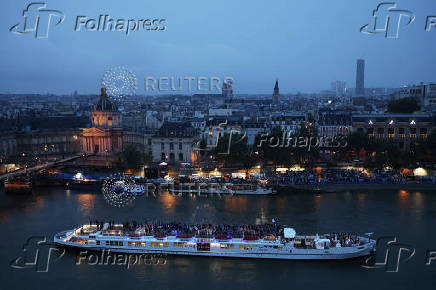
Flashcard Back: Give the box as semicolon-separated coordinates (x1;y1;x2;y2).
267;168;434;185
179;176;264;185
88;221;284;238
325;232;361;247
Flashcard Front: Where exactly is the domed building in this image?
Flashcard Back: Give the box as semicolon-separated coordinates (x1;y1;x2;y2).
81;88;128;159
91;88;120;128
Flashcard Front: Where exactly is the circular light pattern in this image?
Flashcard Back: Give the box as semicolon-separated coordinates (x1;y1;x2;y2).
102;175;137;208
101;66;137;101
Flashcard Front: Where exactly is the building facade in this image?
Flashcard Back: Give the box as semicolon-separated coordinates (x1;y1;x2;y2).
152;122;199;164
352;113;434;149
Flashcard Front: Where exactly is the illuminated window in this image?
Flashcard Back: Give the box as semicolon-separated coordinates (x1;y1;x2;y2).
174;242;187;248
239;244;256;250
387;128;394;137
151;242;168;248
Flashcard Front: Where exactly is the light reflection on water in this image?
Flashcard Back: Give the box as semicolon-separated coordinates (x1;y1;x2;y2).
158;192;178;214
75;193;96;216
1;187;436;289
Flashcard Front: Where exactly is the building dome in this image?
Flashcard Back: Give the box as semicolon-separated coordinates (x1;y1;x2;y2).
94;88;117;112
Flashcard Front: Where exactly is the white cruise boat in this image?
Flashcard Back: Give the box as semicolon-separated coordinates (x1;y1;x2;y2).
54;222;375;260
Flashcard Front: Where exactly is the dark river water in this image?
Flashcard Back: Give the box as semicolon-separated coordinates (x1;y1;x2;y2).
1;186;436;290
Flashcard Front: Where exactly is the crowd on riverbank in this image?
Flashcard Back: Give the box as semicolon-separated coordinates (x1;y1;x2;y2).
266;168;435;185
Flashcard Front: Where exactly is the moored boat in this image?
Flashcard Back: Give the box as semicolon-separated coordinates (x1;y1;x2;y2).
4;176;32;193
169;178;276;195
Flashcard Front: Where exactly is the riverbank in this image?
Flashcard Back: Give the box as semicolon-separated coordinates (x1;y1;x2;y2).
285;183;436;193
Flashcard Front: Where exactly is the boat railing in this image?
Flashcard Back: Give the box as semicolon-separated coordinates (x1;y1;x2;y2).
195;234;214;239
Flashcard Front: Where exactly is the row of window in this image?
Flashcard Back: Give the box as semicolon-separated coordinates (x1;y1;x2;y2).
92;116;119;127
105;241;123;246
151;242;169;248
174;242;188;248
239;245;258;250
128;242;146;247
161;152;184;161
161;142;183;150
100;241;265;250
358;127;428;135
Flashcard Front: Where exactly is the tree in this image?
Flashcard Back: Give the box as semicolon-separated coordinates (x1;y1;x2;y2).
415;129;436;163
387;97;420;113
257;126;291;170
290;123;319;166
346;131;370;151
118;146;143;169
215;132;250;167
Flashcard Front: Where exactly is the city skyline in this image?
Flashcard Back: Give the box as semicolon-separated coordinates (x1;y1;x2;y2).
1;0;436;94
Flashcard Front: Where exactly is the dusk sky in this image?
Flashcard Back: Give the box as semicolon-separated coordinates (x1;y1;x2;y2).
1;0;435;94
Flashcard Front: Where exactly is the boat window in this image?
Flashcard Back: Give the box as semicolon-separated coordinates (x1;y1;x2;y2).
174;242;187;248
151;242;168;247
129;242;145;247
240;244;256;250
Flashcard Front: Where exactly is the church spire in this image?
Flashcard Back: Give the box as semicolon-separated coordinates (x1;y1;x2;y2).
272;80;279;104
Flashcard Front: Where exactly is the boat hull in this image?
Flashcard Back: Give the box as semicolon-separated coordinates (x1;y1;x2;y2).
54;235;374;260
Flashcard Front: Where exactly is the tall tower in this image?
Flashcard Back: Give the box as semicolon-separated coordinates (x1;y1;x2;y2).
356;59;365;96
272;80;279;104
222;80;233;100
